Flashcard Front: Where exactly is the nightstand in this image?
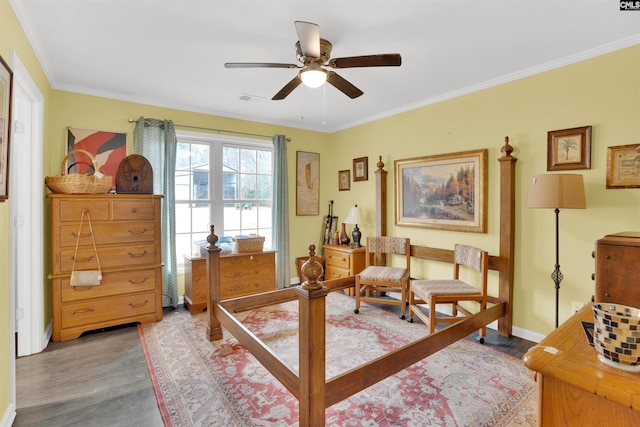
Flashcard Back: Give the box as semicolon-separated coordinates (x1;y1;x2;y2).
323;244;366;295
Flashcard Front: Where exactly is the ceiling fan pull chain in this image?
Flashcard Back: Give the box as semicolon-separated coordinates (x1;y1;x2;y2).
322;84;326;126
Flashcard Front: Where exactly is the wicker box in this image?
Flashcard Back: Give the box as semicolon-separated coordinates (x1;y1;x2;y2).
233;236;265;252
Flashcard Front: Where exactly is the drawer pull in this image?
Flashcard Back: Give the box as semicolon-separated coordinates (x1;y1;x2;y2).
70;231;93;238
129;277;149;285
72;255;94;263
128;227;148;235
128;250;148;258
605;255;611;259
131;207;138;213
71;308;95;315
129;300;149;308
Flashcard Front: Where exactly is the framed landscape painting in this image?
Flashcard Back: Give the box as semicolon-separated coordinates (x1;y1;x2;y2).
395;149;487;233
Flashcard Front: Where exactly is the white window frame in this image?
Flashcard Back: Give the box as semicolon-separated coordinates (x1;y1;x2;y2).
175;130;273;269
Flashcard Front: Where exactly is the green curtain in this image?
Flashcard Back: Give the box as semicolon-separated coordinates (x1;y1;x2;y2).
133;117;178;307
272;135;290;288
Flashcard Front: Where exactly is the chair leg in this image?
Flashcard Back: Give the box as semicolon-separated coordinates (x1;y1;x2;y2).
399;280;407;320
428;298;436;334
354;276;360;314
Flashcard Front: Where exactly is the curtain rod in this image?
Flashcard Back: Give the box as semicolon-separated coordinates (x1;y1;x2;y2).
127;118;291;141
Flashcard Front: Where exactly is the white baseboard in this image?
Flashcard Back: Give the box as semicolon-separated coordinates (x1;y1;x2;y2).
42;319;52;352
0;402;16;427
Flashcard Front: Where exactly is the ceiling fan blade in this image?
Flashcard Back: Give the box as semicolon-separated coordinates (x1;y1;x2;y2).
326;71;363;99
225;62;300;69
294;21;320;58
328;54;402;68
272;75;302;100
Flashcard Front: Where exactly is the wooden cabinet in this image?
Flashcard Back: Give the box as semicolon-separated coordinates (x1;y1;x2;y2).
183;250;276;315
48;194;164;341
523;305;640;426
323;244;366;295
593;231;640;307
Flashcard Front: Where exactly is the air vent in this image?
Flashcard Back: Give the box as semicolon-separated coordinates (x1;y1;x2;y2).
239;93;266;103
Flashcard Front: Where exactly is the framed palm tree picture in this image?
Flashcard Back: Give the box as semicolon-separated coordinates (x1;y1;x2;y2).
547;125;592;171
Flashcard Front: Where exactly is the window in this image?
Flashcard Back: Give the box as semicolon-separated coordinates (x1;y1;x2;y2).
174;131;273;266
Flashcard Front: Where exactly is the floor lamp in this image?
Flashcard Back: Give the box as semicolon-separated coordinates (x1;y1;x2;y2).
526;174;586;328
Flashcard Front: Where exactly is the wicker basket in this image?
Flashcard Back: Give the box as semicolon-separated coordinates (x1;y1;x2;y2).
233;236;265;252
45;149;113;194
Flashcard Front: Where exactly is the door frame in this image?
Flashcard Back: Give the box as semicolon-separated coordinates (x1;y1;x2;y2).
9;51;45;354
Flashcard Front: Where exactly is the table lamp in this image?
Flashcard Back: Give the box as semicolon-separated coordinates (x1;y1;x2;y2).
344;204;362;248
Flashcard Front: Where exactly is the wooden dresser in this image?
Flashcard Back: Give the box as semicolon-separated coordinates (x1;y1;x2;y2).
48;194;163;341
183;250;276;314
323;244;366;295
593;231;640;306
523;305;640;425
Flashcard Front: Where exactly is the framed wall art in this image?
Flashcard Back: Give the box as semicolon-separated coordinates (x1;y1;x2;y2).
338;169;350;191
296;151;320;215
66;127;127;178
395;148;487;233
606;143;640;189
547;125;591;171
0;55;13;202
353;156;368;181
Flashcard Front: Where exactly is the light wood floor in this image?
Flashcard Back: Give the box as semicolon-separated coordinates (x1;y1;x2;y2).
14;301;535;426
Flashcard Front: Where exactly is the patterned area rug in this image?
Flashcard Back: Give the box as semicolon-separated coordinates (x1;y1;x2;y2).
139;292;537;426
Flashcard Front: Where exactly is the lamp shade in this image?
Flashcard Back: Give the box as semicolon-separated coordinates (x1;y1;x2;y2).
344;206;360;224
526;174;586;209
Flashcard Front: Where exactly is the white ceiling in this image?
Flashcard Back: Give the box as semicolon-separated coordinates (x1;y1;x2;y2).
9;0;640;133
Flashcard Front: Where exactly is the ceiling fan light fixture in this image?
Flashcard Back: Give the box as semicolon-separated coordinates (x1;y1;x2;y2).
300;68;327;88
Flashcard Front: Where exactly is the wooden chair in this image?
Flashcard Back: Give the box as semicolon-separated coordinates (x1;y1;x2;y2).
354;236;411;319
408;244;488;343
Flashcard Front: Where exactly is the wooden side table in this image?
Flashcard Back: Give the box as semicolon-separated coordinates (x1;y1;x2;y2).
523;305;640;426
323;244;366;295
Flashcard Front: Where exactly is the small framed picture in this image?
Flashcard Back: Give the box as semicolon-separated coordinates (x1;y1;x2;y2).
338;169;350;191
606;144;640;189
547;126;592;171
353;156;368;181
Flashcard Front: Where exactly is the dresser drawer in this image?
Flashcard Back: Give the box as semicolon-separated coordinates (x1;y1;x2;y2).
58;199;110;222
325;265;350;280
220;252;274;271
59;243;158;272
223;277;276;299
325;250;350;269
61;291;156;329
59;221;156;247
112;200;156;220
60;268;158;303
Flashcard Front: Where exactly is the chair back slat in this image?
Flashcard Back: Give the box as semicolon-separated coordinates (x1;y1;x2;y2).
454;244;484;272
368;236;408;255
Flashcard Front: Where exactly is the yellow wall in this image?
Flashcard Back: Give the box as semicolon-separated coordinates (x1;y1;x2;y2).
329;45;640;336
3;0;640;419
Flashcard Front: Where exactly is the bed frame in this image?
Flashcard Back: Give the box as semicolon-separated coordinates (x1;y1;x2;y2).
205;138;518;426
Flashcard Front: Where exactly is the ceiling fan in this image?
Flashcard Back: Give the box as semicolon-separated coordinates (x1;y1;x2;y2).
224;21;402;100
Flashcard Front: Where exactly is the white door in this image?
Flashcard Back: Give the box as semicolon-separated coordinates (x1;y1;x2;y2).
10;51;45;360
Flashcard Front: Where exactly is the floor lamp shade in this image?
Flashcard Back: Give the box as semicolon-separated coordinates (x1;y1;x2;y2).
526;173;586;328
526;174;586;210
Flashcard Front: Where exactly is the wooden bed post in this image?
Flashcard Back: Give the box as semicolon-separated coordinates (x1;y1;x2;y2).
497;137;517;336
295;246;329;427
375;156;387;265
205;225;224;341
